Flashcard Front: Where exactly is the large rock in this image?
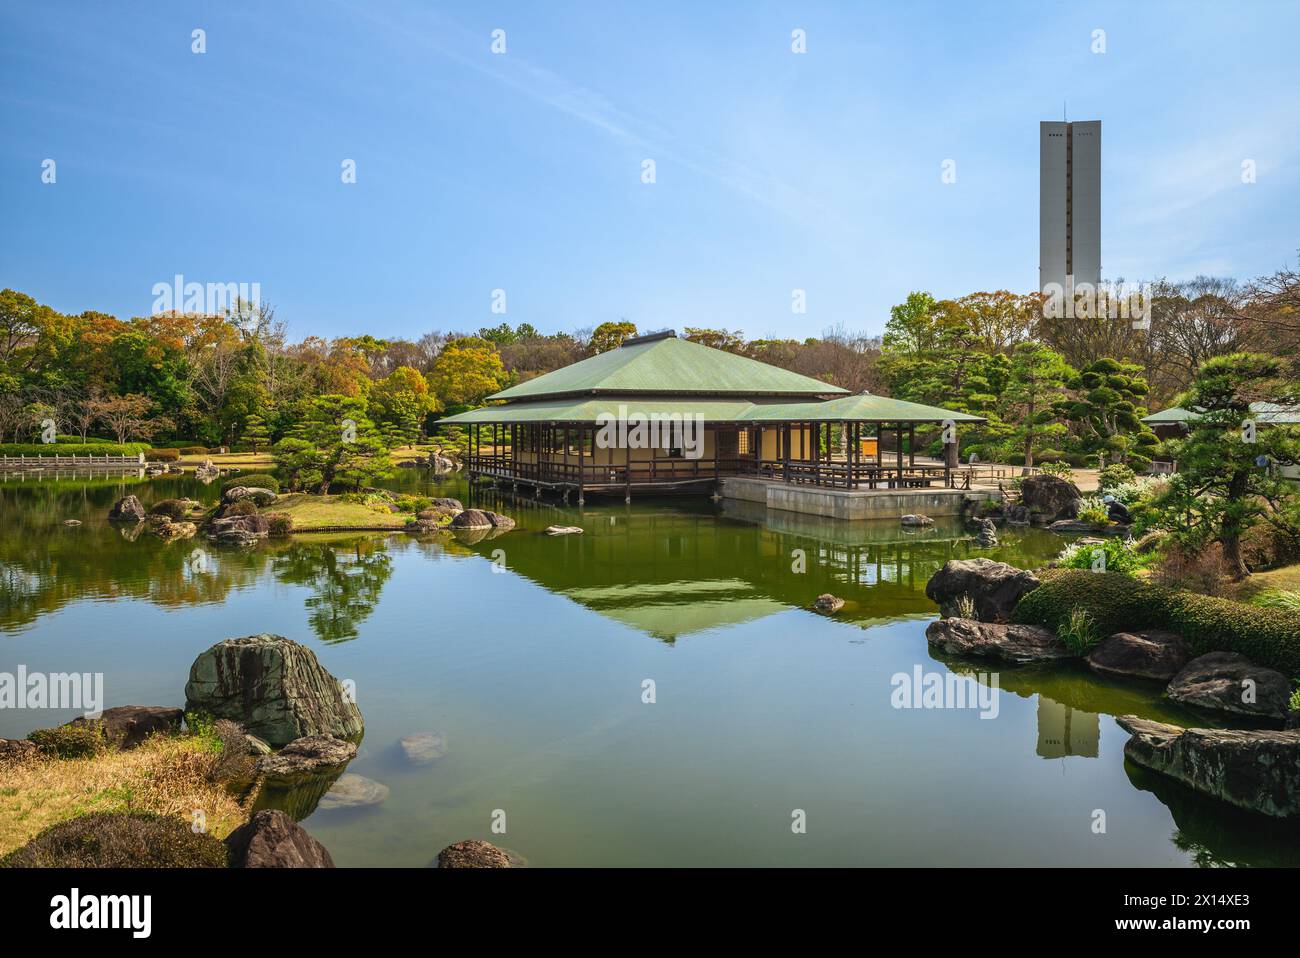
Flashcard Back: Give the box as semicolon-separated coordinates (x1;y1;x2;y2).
108;495;146;523
430;497;464;514
436;839;513;868
926;618;1071;663
448;509;493;530
225;809;335;868
209;513;270;545
545;525;584;536
184;633;364;747
900;514;934;527
1165;652;1291;721
485;511;515;531
1087;630;1191;682
64;705;183;750
972;518;998;547
144;516;197;540
222;486;278;506
257;734;357;779
1020;474;1083;522
1117;716;1300;818
924;558;1039;623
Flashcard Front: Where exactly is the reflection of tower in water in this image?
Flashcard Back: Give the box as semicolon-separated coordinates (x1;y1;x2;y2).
1036;696;1099;758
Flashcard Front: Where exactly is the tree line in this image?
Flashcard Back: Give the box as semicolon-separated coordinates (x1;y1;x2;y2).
0;260;1295;468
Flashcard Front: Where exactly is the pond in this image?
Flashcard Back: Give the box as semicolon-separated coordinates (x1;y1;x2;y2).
2;471;1297;867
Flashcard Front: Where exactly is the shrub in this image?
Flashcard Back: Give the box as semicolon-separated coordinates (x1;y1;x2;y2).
1076;497;1110;526
27;721;106;759
1059;608;1101;654
0;442;148;457
394;494;432;513
1057;538;1150;576
1152;543;1232;597
1098;463;1136;491
145;448;180;462
1;812;228;868
1013;568;1300;675
149;498;190;520
266;512;293;537
55;435;114;445
1038;460;1074;480
221;499;258;517
179;446;209;456
220;473;280;494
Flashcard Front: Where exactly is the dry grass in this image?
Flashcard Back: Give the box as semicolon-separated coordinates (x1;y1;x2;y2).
0;734;251;858
1228;562;1300;602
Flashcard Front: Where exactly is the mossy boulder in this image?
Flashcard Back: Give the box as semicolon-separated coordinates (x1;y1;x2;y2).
184;633;364;747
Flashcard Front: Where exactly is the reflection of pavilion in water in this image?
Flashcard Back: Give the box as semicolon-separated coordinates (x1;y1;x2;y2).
1035;696;1099;758
460;490;1039;641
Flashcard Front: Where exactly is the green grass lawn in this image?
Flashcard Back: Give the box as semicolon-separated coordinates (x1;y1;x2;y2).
273;493;413;531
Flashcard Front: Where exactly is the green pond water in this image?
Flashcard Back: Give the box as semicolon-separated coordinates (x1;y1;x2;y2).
2;471;1298;867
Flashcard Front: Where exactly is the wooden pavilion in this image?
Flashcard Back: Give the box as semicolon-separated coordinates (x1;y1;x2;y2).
438;331;984;502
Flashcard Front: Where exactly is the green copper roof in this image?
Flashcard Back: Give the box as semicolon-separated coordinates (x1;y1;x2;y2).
1142;403;1300;425
1141;406;1197;424
437;396;766;424
488;332;848;401
737;392;986;424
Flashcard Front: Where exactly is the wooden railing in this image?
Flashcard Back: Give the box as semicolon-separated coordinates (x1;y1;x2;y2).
0;453;145;467
468;453;964;490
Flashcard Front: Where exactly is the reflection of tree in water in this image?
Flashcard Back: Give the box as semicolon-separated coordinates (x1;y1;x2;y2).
272;539;394;644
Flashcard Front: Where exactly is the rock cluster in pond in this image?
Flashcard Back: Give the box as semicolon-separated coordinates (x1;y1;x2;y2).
1086;630;1191;682
184;633;364;747
545;525;583;536
812;594;844;615
224;809;335;868
925;558;1039;623
1164;651;1291;721
925;618;1070;663
436;839;513;868
108;495;147;523
1117;716;1300;818
1019;473;1083;522
900;514;934;526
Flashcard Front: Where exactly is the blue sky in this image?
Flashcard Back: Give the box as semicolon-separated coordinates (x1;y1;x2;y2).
2;0;1297;341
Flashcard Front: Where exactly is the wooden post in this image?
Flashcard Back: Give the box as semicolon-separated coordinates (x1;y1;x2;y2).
577;424;585;505
908;425;915;471
896;423;904;487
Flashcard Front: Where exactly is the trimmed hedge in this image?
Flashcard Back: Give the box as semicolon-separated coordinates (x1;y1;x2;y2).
55;435;114;445
145;448;180;461
0;442;148;457
1013;569;1300;677
220;473;280;493
2;812;228;868
179;445;210;456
